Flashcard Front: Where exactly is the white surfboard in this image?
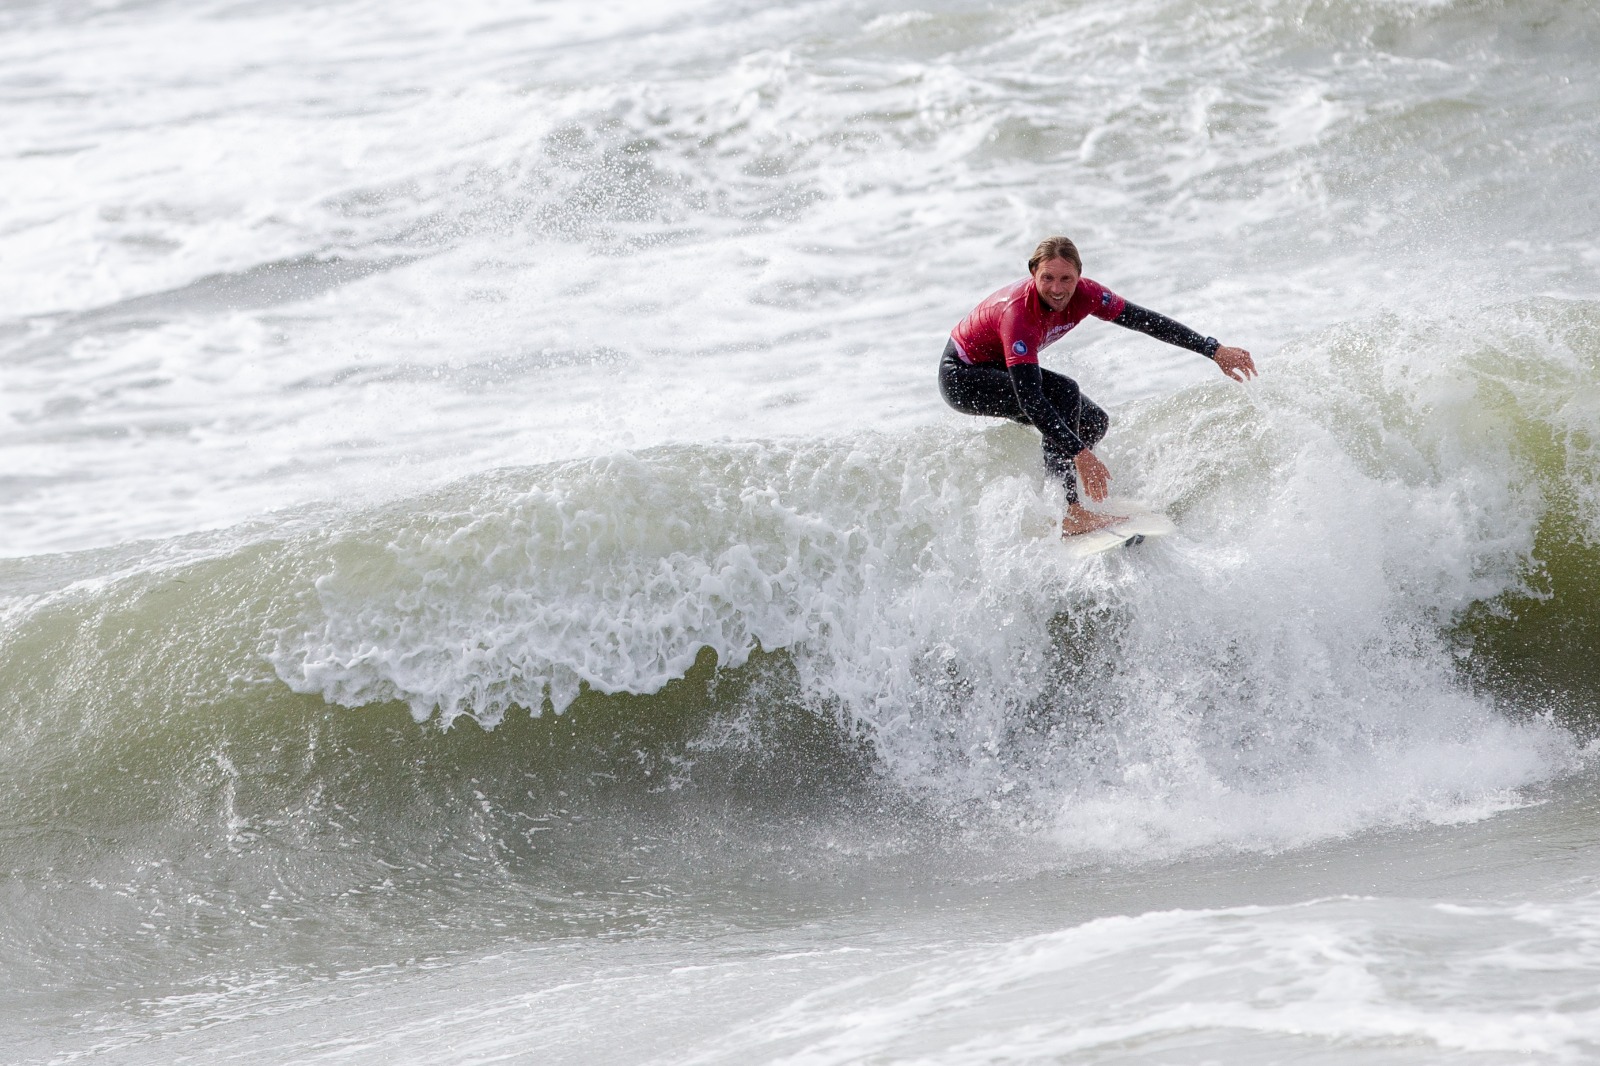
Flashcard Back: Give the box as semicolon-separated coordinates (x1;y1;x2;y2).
1059;500;1175;557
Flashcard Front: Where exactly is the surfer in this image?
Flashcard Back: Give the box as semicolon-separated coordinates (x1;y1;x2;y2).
941;236;1256;536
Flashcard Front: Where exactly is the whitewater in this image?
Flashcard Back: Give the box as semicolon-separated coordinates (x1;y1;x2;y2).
4;0;1600;1062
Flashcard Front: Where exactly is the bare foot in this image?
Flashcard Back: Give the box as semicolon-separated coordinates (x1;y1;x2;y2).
1060;503;1126;537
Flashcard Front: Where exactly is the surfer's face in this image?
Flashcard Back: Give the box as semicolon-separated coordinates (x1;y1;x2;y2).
1032;257;1080;312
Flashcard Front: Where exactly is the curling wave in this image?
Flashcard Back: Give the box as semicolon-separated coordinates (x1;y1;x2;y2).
2;299;1595;863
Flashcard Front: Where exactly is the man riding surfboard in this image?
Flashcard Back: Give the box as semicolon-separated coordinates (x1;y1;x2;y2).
940;236;1256;536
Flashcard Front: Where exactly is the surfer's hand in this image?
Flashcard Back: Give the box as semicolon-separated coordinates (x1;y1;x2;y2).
1074;449;1111;502
1215;345;1256;382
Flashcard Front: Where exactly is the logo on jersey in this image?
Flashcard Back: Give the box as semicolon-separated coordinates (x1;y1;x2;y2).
1012;340;1028;356
1100;290;1113;307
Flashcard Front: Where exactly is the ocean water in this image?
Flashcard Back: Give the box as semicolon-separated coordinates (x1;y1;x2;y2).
4;0;1600;1061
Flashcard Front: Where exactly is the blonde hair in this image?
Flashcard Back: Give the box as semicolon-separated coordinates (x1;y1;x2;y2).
1028;236;1082;275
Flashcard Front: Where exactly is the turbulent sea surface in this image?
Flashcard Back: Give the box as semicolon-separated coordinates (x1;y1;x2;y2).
4;0;1600;1062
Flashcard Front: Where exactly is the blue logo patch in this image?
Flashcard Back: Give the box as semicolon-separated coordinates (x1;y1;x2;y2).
1012;340;1028;355
1100;291;1112;306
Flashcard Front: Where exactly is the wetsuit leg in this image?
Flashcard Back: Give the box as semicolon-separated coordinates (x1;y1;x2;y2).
938;341;1111;504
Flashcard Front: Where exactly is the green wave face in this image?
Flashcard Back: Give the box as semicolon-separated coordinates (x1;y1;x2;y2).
1449;304;1600;715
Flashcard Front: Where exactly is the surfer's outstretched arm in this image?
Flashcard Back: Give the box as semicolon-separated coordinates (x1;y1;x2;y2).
1113;301;1256;381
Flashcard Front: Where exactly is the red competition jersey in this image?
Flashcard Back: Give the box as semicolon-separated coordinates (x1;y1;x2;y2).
950;277;1126;368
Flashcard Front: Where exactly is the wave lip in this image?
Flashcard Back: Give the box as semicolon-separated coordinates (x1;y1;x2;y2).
269;435;1031;726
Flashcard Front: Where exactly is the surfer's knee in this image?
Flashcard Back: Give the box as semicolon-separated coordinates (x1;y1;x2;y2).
1039;369;1081;413
1080;402;1110;447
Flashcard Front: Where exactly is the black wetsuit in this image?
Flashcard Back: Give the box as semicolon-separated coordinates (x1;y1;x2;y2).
939;302;1217;504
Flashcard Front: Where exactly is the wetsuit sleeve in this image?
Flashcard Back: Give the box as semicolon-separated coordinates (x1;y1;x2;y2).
1009;363;1086;456
1113;301;1219;358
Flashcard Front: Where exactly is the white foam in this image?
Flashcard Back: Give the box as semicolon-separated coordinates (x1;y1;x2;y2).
670;894;1600;1064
